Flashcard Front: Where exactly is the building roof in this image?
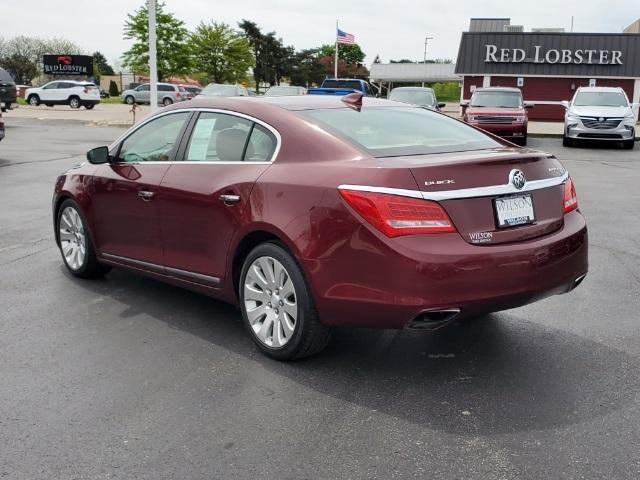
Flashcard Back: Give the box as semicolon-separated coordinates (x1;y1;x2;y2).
369;63;459;82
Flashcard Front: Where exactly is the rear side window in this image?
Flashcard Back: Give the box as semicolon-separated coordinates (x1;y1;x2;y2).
323;80;362;90
186;112;252;162
301;106;501;157
158;85;174;92
245;124;276;161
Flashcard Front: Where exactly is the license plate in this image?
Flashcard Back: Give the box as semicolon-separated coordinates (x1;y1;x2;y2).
494;194;535;227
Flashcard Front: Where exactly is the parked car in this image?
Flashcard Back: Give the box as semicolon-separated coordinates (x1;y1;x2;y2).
181;85;202;98
264;85;307;97
198;83;249;97
25;81;100;109
562;86;637;150
0;111;5;142
308;78;376;97
53;95;587;360
462;87;532;146
388;86;445;110
121;83;188;106
0;68;17;112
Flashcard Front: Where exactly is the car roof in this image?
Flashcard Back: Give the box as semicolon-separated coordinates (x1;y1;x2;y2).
473;87;522;93
576;86;624;93
390;87;435;92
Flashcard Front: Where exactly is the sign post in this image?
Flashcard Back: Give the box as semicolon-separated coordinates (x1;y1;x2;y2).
148;0;158;113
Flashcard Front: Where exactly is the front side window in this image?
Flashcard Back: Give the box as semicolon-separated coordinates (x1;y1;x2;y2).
301;106;502;157
136;84;150;92
573;91;628;107
118;112;190;163
43;82;59;90
185;112;254;162
470;91;522;108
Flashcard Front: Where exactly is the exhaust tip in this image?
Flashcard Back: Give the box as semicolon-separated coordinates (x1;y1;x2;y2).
570;273;587;291
406;309;461;331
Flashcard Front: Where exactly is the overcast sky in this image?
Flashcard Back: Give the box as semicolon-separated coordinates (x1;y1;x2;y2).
2;1;637;68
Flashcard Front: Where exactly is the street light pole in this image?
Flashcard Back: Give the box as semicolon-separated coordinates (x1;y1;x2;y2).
422;36;433;87
148;0;158;113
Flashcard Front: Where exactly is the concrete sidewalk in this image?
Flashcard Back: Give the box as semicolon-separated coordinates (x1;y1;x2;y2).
0;102;621;138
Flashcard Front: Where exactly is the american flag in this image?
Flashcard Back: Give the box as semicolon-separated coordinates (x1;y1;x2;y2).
337;28;355;45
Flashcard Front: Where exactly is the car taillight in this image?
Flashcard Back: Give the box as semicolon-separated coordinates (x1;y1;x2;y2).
83;87;89;93
339;189;456;237
563;177;578;213
176;91;181;98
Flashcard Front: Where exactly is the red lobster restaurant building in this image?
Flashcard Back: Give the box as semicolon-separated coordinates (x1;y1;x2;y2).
455;26;640;121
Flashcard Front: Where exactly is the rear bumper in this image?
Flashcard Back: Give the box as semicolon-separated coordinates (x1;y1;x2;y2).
304;210;588;329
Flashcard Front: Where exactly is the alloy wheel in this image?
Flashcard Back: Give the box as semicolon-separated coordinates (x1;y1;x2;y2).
243;256;298;348
59;206;86;270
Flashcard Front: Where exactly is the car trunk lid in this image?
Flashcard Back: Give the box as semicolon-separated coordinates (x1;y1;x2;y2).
380;148;567;245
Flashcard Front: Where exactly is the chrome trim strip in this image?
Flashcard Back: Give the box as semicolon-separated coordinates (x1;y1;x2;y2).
101;253;221;285
339;172;568;202
108;107;282;164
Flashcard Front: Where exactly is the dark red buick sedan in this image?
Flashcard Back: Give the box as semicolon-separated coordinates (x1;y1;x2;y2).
53;94;587;360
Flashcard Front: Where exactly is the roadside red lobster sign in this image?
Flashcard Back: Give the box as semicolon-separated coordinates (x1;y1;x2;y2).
43;55;93;76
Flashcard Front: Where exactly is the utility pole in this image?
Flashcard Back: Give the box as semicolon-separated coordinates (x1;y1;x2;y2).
148;0;158;113
334;20;339;79
422;36;433;87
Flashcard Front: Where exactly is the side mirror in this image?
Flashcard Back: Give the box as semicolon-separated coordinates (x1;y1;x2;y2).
524;102;534;109
87;146;110;164
437;102;446;109
560;101;570;109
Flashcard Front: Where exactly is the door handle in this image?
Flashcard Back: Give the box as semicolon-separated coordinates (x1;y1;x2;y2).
138;190;155;201
219;194;241;205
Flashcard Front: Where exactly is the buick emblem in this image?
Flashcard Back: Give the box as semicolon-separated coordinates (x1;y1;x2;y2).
599;117;605;122
509;169;527;190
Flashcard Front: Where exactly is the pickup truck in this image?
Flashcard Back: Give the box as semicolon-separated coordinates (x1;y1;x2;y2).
307;78;376;97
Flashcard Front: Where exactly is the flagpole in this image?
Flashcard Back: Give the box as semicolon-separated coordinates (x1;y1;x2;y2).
334;19;339;78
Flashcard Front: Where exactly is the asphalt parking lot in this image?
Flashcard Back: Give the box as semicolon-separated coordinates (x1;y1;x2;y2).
1;118;639;480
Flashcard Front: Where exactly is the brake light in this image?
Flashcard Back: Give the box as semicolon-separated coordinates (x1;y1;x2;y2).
563;177;578;213
176;91;181;98
339;189;456;237
83;87;89;93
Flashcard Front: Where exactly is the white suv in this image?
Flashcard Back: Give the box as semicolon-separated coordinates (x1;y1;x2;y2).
562;86;637;150
25;81;101;109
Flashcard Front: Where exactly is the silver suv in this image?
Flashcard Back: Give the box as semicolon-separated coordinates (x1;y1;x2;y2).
562;87;637;150
121;83;188;106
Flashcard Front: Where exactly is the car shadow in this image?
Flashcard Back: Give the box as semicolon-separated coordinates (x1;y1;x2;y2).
66;266;640;437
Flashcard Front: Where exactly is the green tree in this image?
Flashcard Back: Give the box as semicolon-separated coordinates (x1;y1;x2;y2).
191;21;253;84
318;43;365;64
93;51;115;78
289;48;325;87
238;20;294;90
122;1;191;81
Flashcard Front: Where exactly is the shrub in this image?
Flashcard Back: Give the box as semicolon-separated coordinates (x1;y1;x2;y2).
108;80;119;97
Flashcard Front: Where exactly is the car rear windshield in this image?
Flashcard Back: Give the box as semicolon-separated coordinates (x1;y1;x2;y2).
573;91;628;107
300;106;502;157
389;90;435;107
470;91;522;108
322;80;362;90
201;84;238;96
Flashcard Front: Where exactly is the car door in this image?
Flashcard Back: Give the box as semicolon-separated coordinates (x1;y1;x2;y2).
136;84;150;103
40;82;59;102
156;111;277;285
89;111;192;266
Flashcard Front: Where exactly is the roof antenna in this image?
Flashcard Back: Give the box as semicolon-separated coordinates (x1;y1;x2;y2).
341;91;364;112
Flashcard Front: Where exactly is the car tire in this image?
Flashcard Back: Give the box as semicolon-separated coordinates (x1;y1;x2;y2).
57;199;110;279
623;139;635;150
125;95;135;105
562;135;573;147
162;97;173;106
239;242;331;360
85;104;95;110
68;96;81;109
45;103;54;107
519;134;527;146
28;95;40;106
